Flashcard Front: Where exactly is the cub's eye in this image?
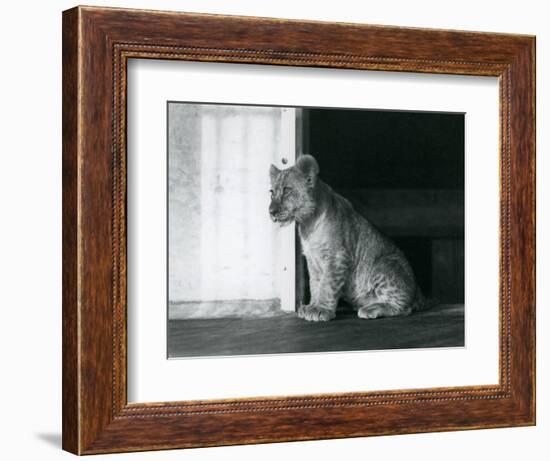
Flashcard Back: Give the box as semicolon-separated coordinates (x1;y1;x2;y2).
283;187;293;195
269;189;274;196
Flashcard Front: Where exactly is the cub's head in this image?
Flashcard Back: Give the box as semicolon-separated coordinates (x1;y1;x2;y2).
269;154;319;226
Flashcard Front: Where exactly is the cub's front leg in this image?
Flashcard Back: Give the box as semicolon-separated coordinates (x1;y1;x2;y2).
298;251;348;322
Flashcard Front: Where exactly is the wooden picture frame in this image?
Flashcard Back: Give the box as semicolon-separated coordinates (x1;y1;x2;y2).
62;5;535;455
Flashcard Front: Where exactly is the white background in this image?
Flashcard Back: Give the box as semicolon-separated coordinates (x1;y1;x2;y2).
0;0;546;460
128;60;499;402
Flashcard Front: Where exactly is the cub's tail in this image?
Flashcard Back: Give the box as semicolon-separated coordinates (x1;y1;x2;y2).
411;288;438;313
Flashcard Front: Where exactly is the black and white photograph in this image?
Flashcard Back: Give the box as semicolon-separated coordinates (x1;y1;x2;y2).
167;102;465;358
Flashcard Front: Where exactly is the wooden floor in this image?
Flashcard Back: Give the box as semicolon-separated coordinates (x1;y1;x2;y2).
168;304;464;358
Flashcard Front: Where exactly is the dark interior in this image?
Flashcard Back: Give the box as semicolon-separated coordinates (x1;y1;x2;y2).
300;108;465;304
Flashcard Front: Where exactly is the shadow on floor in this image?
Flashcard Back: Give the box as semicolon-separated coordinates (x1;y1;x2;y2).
168;303;464;358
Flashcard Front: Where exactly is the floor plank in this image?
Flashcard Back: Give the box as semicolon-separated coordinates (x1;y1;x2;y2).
167;304;464;358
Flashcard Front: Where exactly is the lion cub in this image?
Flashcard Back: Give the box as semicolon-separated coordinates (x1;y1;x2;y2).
269;155;424;322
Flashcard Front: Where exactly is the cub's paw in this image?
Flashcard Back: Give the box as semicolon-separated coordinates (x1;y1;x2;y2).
357;306;383;319
297;305;336;322
358;304;409;319
357;304;386;319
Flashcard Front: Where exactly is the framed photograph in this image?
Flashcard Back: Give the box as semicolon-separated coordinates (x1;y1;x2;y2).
62;6;535;455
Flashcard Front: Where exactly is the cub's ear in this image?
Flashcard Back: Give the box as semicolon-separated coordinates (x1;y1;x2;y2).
296;154;319;187
270;164;281;183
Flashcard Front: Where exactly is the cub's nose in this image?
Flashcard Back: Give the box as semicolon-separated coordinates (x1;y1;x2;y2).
269;203;279;216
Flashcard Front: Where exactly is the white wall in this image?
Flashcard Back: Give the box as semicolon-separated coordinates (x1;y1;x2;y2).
168;103;282;303
0;1;546;460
